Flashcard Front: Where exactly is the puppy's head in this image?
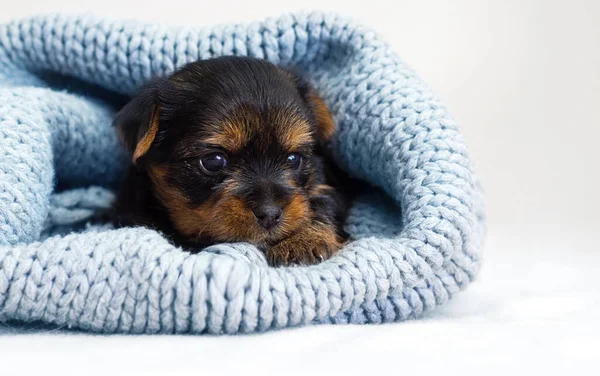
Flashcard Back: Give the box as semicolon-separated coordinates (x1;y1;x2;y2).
115;57;335;245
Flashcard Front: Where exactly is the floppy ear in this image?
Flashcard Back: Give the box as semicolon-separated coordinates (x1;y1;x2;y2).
306;91;335;144
292;74;336;146
113;82;162;165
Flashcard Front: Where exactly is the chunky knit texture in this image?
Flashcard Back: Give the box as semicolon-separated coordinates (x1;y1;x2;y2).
0;13;485;334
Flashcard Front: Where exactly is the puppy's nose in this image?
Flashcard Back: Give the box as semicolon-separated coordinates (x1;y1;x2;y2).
253;204;282;230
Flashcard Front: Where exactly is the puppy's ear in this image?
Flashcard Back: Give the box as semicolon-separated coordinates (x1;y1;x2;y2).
114;81;163;164
306;91;335;144
292;74;336;145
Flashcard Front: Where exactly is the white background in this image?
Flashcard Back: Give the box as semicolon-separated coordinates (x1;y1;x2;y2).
0;1;599;375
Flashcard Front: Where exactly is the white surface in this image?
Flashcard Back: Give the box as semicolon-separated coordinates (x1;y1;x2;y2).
1;0;599;374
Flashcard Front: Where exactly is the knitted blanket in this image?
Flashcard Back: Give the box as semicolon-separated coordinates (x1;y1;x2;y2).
0;13;485;334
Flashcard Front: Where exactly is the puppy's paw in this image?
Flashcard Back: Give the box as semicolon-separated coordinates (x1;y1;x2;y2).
265;223;343;267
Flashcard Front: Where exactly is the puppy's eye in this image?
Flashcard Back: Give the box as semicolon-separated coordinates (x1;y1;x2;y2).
200;152;227;174
286;153;302;170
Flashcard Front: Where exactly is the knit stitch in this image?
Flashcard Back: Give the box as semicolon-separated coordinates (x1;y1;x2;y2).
0;12;485;334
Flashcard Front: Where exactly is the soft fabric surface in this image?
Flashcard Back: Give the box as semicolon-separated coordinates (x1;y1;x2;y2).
0;12;485;334
3;228;595;375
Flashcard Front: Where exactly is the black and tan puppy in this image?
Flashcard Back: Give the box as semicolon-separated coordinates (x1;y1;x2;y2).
113;56;350;266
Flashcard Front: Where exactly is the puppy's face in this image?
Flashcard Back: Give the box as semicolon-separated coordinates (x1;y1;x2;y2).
147;104;319;246
115;57;335;246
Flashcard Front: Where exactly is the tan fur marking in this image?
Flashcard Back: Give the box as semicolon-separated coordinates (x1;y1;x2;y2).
278;194;310;236
278;118;313;151
204;119;249;152
148;164;227;239
308;93;335;142
133;106;160;163
309;184;334;196
209;196;261;242
148;164;207;237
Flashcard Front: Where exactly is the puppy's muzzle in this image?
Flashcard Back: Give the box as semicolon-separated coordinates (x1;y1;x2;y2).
245;181;291;231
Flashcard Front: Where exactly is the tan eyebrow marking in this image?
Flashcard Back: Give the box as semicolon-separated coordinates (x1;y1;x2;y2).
278;116;313;151
203;119;249;152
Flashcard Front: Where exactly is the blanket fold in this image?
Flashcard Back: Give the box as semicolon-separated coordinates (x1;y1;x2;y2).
0;12;485;334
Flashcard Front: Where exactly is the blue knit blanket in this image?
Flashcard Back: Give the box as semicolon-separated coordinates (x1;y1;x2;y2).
0;13;485;334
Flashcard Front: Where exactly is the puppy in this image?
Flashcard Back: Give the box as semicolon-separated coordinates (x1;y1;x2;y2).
113;56;350;266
